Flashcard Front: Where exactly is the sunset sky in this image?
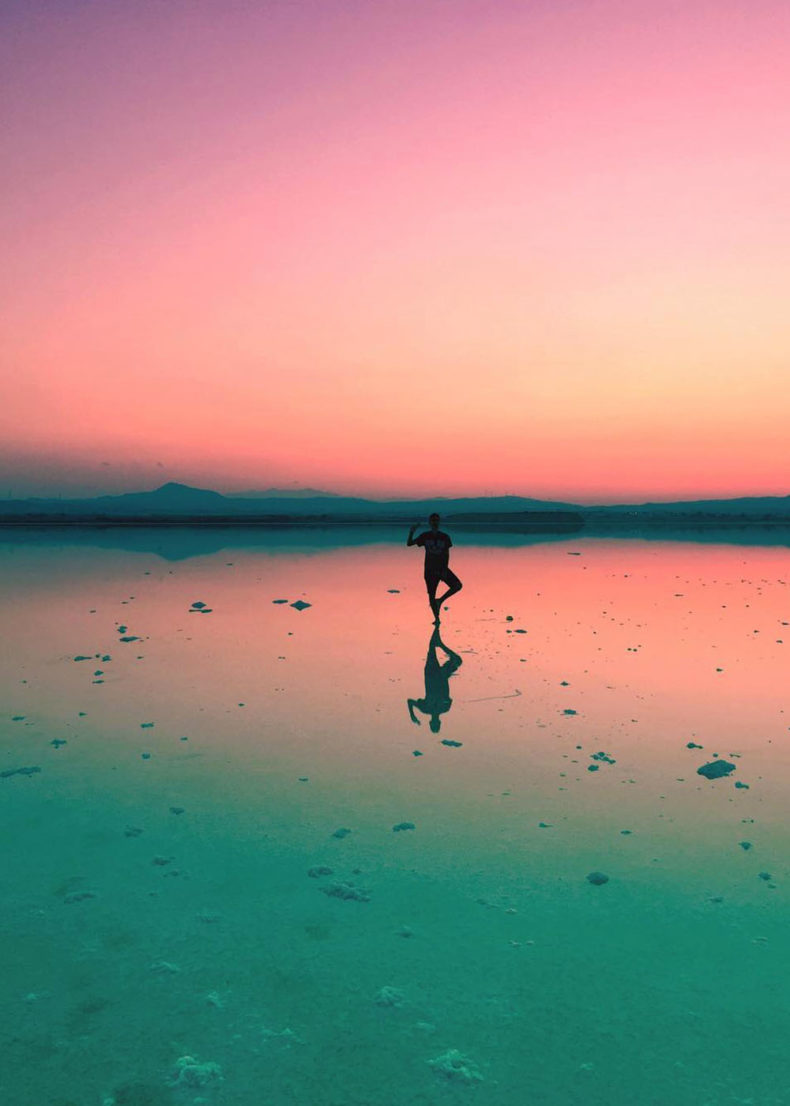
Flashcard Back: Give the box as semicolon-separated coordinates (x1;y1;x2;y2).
2;0;789;502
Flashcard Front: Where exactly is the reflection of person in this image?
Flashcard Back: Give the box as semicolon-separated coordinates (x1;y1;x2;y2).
407;624;463;733
407;512;463;622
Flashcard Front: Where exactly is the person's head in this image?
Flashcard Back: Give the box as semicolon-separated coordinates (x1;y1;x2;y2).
429;716;441;733
429;512;440;530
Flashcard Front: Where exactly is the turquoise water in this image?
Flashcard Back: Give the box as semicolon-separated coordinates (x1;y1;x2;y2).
2;529;789;1105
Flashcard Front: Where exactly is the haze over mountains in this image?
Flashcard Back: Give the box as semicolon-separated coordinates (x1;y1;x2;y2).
0;482;789;519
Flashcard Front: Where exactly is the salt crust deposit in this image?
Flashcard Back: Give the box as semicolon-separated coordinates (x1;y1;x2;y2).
167;1056;224;1088
428;1048;484;1082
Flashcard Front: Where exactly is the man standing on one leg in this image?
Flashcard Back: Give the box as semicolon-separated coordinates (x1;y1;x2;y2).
407;512;463;622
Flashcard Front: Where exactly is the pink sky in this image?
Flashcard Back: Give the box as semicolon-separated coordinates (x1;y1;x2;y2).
2;0;789;501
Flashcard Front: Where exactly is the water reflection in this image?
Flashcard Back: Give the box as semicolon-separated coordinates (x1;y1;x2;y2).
3;533;790;1106
407;623;463;733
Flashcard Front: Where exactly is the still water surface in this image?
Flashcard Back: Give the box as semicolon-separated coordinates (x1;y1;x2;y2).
2;529;789;1105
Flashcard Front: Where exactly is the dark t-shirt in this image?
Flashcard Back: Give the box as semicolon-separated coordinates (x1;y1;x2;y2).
416;529;452;575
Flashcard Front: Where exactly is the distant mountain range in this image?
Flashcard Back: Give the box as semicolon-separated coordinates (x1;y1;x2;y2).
0;481;573;517
0;481;789;524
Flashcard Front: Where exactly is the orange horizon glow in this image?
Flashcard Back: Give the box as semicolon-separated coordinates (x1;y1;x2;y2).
2;1;790;501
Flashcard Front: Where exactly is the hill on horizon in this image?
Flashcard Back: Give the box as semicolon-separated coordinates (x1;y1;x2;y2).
0;481;789;518
0;481;577;517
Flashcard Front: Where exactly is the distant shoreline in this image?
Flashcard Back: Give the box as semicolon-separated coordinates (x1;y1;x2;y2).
1;511;789;533
0;513;583;533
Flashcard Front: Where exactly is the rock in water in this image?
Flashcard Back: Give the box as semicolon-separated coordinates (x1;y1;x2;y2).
320;881;370;902
697;760;735;780
64;891;97;903
586;871;609;885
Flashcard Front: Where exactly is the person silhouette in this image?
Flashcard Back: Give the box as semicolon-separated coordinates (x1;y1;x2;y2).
407;623;463;733
407;512;463;622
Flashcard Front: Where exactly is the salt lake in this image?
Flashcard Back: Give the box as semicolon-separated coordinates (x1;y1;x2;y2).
2;527;789;1106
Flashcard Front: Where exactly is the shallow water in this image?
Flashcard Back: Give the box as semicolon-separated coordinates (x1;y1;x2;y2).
2;529;789;1106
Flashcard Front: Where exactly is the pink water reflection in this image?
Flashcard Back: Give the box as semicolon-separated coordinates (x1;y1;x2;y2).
2;534;787;794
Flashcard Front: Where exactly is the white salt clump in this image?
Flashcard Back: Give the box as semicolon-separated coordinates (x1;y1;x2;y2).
428;1048;483;1083
375;986;405;1007
196;910;222;924
261;1026;302;1044
149;960;180;974
168;1055;223;1088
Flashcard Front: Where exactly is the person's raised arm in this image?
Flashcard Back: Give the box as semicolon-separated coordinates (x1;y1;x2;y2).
439;651;463;676
406;522;421;547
